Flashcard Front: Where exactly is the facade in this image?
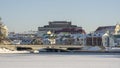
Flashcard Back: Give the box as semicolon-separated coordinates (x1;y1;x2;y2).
55;33;86;45
86;33;102;46
102;31;114;47
102;24;120;47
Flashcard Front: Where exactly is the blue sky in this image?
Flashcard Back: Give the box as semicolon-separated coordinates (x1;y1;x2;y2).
0;0;120;33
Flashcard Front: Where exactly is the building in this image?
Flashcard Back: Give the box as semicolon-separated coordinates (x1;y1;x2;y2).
102;24;120;47
86;33;102;46
37;21;86;45
37;21;85;37
86;25;116;46
8;31;41;45
95;26;115;34
8;31;37;41
102;31;114;47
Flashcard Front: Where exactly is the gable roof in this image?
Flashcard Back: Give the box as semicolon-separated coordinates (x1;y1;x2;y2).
95;26;115;33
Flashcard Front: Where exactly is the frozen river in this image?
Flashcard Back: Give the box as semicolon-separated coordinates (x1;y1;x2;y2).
0;52;120;68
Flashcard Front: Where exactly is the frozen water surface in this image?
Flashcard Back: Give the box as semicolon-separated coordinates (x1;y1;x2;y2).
0;53;120;68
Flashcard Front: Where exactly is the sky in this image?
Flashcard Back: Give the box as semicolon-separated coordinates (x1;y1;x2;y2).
0;0;120;33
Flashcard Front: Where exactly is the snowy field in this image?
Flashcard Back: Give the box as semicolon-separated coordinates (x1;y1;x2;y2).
0;53;120;68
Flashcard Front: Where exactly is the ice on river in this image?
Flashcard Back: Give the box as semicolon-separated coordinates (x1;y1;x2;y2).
0;53;120;68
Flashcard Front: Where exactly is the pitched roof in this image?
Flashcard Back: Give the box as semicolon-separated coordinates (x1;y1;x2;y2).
95;26;115;32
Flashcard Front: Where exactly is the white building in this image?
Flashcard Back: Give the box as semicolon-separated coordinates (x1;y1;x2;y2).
102;24;120;48
102;31;115;47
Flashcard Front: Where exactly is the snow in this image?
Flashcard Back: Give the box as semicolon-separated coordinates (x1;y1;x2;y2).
82;46;102;51
0;48;30;53
110;47;120;51
0;54;120;68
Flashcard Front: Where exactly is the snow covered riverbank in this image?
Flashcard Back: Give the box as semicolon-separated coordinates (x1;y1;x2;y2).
0;48;30;54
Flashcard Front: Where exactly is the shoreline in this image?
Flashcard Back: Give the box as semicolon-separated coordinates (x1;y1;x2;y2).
0;44;120;54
